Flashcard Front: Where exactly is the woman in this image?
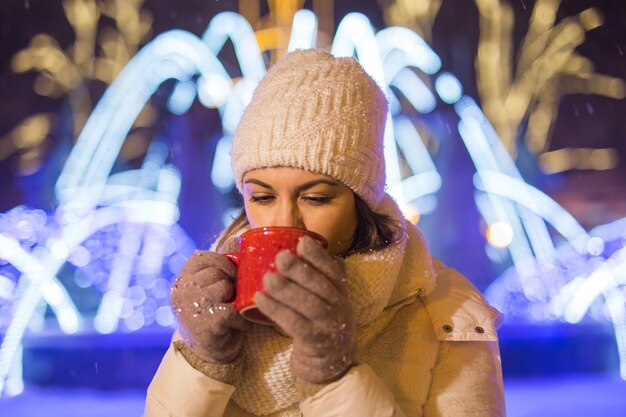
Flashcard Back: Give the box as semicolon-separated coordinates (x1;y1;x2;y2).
144;49;506;417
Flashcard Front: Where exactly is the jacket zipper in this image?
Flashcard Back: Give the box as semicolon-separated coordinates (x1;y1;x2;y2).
383;288;423;311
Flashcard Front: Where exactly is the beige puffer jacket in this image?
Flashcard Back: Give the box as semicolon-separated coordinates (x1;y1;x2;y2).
145;198;506;417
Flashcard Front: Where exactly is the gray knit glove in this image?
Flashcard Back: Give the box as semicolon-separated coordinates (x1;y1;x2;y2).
170;240;250;365
254;236;356;384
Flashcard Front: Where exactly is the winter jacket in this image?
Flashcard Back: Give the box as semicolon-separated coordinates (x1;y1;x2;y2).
144;197;506;417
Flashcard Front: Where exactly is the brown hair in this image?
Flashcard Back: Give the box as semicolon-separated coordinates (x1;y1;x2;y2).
215;195;403;256
347;195;403;254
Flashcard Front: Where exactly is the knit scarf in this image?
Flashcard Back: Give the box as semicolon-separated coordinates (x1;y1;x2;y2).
225;195;436;416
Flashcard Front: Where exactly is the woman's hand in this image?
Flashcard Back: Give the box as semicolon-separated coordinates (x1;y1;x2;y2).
255;236;356;384
170;245;249;365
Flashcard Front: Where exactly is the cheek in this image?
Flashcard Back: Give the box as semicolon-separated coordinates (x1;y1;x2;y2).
243;202;262;228
306;204;357;253
329;209;356;239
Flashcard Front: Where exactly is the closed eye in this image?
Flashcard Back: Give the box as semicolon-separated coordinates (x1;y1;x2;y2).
248;195;275;205
302;196;333;205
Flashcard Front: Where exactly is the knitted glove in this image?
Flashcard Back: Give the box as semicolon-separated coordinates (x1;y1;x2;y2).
170;239;249;365
254;236;356;384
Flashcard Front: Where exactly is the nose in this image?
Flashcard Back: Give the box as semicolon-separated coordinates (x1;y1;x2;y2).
272;200;305;229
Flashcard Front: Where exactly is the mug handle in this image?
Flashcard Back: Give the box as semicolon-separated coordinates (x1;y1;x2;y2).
224;253;240;309
224;253;240;265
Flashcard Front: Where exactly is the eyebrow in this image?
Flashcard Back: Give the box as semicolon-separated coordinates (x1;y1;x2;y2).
243;178;339;192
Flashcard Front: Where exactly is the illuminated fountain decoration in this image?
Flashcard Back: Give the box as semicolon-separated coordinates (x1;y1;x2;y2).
0;9;625;397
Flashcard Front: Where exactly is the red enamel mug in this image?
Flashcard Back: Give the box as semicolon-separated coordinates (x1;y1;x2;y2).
225;227;328;325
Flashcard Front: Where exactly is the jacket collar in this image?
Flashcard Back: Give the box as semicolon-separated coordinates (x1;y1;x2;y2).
344;194;437;327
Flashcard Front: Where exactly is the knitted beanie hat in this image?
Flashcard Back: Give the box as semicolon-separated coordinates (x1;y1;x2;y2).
230;49;389;208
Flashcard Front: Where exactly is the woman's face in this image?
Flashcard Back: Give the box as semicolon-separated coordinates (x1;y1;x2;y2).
242;167;358;256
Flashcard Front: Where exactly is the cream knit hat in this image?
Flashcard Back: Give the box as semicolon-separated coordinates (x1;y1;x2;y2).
230;49;389;208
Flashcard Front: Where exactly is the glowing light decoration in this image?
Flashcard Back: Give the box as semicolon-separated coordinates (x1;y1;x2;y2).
486;221;514;248
2;8;626;397
55;30;232;207
332;13;403;197
435;72;463;104
288;9;318;51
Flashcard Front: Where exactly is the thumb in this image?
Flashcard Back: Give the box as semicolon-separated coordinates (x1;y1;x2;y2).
297;236;346;289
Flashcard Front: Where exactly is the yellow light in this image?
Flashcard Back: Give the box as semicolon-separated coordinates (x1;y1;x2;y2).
477;42;499;64
17;149;43;176
119;131;149;161
607;79;626;99
527;107;553;153
590;148;618;170
239;0;261;24
503;90;528;120
538;149;571;173
64;0;100;28
538;147;619;173
41;48;67;73
562;22;584;44
529;110;551;132
486;221;514;248
33;75;64;97
534;2;557;26
563;55;587;73
11;50;32;72
400;203;420;225
31;33;51;48
313;0;334;47
579;8;603;31
382;0;442;41
255;27;286;51
55;65;82;90
135;105;158;128
13;114;51;149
